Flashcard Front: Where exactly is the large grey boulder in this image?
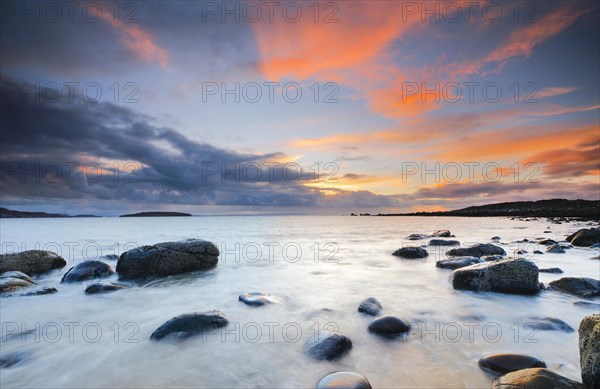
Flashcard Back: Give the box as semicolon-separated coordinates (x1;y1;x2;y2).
579;314;600;388
0;250;66;275
117;239;219;279
451;258;540;295
446;243;506;257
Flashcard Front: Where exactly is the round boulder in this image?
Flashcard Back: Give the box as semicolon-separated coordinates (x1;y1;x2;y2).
61;261;114;283
446;243;506;258
392;247;428;259
436;257;483;270
548;277;600;298
85;282;128;294
567;228;600;247
305;332;352;361
428;239;460;246
492;368;583;389
317;372;372;389
150;311;228;341
478;353;546;375
368;315;411;336
452;258;540;295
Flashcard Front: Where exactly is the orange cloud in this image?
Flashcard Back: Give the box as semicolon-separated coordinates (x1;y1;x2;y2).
101;8;168;67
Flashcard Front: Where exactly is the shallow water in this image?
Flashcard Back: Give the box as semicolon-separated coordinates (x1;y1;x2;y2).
1;216;599;388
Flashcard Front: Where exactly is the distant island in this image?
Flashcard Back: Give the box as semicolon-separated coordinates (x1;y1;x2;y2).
119;211;192;217
359;199;600;218
0;207;100;218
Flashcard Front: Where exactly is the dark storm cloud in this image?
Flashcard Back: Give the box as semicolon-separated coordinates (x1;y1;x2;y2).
0;75;402;209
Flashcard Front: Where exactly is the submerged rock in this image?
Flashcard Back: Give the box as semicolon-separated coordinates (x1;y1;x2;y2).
150;311;228;341
367;316;411;336
0;271;34;283
436;257;483;270
85;283;128;294
481;255;504;262
567;228;600;247
0;351;31;369
358;297;382;316
317;372;372;389
574;301;600;309
538;238;558;246
117;239;219;279
305;332;352;361
428;239;460;246
452;258;540;295
0;277;34;294
0;250;66;275
492;368;582;389
546;244;566;253
392;247;428;259
579;314;600;388
446;243;506;258
406;234;430;240
238;292;275;306
526;317;574;333
539;268;563;273
478;353;546;375
61;261;114;283
21;287;58;296
548;277;600;298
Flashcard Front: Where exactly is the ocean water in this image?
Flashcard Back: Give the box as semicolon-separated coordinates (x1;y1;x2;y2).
0;216;599;388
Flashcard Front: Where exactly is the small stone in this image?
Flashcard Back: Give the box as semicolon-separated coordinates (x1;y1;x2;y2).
368;316;411;336
85;283;128;294
478;353;546;375
546;244;566;254
238;292;275;306
305;332;352;361
358;297;382;316
428;239;460;246
392;247;428;259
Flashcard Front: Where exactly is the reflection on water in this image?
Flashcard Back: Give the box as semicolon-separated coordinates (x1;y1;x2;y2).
0;216;598;388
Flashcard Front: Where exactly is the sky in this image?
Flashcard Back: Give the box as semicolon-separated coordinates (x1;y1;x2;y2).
1;0;599;215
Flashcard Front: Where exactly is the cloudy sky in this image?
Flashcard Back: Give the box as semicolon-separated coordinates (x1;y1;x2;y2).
1;0;599;215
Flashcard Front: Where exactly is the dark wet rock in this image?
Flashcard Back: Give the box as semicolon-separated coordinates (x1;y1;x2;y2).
452;258;540;295
526;317;574;333
428;239;460;246
574;301;600;309
539;268;563;273
436;257;483;270
238;292;275;306
358;297;382;316
546;244;566;253
533;250;544;254
516;249;527;255
317;372;372;389
406;233;430;240
446;243;506;258
432;229;452;237
368;316;411;336
590;243;600;249
21;287;58;296
567;228;600;247
478;353;546;375
305;332;352;361
0;250;66;275
0;277;34;294
61;261;114;283
150;311;228;341
492;368;582;389
548;277;600;298
85;282;128;294
0;271;34;283
580;314;600;388
482;255;504;262
0;351;31;369
117;239;219;279
392;247;428;259
538;239;558;246
491;236;501;241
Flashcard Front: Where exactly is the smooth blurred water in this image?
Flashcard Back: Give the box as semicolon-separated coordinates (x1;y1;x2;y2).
0;216;599;388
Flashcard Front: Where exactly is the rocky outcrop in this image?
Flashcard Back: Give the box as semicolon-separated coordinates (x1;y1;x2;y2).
451;258;540;295
117;239;219;279
579;314;600;388
0;250;66;275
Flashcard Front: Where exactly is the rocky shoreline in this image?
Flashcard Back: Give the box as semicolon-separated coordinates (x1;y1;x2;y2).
1;225;599;388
